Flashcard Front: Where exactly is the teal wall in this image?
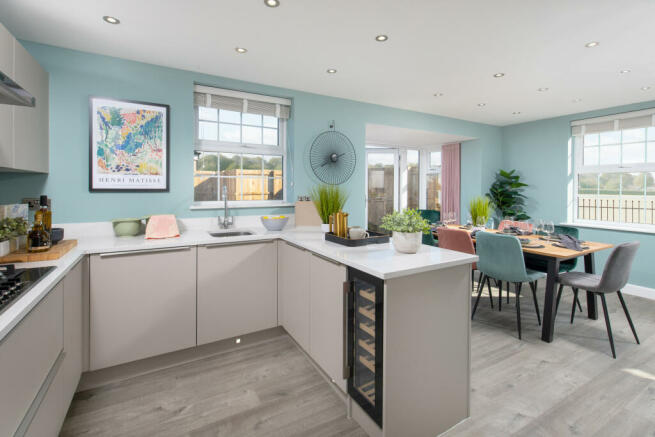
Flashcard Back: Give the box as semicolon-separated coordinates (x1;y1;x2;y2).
502;100;655;288
0;42;502;226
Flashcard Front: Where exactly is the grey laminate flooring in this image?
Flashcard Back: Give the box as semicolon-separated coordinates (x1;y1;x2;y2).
61;282;655;437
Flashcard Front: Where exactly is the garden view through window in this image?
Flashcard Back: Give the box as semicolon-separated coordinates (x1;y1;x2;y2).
576;126;655;225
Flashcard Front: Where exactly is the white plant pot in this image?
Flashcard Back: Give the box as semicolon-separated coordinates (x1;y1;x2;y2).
0;240;9;257
391;231;422;254
321;223;331;232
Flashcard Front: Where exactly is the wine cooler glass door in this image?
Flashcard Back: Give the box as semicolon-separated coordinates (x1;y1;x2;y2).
348;269;383;427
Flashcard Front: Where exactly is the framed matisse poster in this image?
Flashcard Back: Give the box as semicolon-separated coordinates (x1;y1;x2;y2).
89;97;170;192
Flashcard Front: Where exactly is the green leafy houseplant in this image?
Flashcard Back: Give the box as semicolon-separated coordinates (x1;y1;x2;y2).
310;184;348;224
487;169;530;221
380;209;431;234
468;196;491;226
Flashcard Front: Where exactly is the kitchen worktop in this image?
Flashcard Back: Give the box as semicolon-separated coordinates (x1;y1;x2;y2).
0;222;477;342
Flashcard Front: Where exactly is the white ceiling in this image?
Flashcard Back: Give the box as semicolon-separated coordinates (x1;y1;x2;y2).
366;124;474;149
1;0;655;126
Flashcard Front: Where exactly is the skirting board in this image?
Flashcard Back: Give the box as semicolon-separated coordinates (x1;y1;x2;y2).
622;283;655;300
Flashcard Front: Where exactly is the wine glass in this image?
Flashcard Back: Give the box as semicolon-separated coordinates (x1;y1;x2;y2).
544;221;555;240
536;219;544;236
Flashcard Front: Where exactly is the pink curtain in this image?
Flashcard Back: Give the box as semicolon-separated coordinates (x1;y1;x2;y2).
441;143;461;222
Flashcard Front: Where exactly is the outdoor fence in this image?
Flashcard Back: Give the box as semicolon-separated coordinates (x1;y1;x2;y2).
577;197;655;224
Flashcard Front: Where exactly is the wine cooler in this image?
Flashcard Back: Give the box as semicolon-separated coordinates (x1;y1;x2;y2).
344;267;384;427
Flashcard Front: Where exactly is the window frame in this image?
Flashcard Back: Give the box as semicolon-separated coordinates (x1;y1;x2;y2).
573;126;655;230
193;107;288;208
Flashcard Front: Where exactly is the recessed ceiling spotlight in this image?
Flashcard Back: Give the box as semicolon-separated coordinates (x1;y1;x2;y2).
375;35;388;42
493;73;505;78
537;87;549;92
326;68;337;74
512;111;521;115
572;98;582;103
642;86;652;91
235;47;248;54
264;0;280;6
477;103;486;107
585;41;599;48
433;92;444;97
620;69;631;74
102;16;120;24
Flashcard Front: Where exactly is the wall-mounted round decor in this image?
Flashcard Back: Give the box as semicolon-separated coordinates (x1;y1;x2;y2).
309;122;356;185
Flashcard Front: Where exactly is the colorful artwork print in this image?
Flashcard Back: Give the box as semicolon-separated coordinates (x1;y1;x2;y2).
90;97;169;191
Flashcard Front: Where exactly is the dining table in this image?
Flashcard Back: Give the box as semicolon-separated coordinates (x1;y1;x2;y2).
433;225;614;343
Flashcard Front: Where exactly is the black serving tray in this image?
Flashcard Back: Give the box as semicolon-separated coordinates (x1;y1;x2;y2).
324;231;390;247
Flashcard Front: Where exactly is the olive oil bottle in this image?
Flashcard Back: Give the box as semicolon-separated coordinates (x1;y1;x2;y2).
27;216;51;253
34;195;52;232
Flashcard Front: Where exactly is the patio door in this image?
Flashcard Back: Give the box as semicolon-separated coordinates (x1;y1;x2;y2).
366;149;398;232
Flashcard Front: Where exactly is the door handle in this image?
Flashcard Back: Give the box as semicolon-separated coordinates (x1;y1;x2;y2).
343;280;352;379
99;246;191;258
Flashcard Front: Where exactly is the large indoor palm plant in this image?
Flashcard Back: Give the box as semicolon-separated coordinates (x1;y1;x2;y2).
487;169;530;221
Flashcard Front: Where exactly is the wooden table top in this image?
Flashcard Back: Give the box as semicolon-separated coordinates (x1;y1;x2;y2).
433;225;613;260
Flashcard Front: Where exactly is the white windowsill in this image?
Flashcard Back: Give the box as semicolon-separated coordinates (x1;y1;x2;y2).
190;201;295;211
561;222;655;236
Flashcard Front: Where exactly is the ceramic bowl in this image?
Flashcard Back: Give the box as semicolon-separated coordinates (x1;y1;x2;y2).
112;218;142;237
260;215;289;231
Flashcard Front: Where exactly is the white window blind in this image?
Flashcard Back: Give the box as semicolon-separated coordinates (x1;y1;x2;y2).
571;108;655;136
193;85;291;119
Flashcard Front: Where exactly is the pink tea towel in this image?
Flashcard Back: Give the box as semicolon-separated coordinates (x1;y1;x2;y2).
145;214;180;239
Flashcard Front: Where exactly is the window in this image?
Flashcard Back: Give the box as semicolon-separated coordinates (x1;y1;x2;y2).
193;86;290;205
572;109;655;227
426;151;442;211
407;150;420;209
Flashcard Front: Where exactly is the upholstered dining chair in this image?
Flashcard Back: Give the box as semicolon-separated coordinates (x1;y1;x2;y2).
437;227;477;292
418;209;440;246
528;225;583;313
556;241;640;358
473;231;545;339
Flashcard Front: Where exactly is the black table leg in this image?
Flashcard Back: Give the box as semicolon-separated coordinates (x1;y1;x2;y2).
584;253;598;320
541;257;560;343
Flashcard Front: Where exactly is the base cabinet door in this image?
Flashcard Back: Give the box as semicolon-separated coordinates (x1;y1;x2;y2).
197;241;278;345
0;282;63;437
63;257;85;396
90;247;197;370
309;254;347;391
278;241;311;351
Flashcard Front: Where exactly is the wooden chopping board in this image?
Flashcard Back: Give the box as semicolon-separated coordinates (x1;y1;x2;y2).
0;239;78;263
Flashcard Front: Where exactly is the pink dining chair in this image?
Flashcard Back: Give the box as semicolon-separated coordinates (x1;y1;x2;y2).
437;227;481;295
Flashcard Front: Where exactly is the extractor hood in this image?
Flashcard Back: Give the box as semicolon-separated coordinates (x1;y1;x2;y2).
0;69;35;107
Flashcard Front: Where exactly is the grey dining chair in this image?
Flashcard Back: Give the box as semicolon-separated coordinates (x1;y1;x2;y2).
556;241;640;358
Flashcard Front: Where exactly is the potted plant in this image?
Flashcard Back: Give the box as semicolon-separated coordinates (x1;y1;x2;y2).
0;228;9;257
2;217;28;252
468;196;492;228
487;169;530;221
310;184;348;232
380;209;431;254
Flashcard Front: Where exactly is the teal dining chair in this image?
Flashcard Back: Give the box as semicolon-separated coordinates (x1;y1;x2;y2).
418;209;440;246
473;231;546;339
526;225;583;313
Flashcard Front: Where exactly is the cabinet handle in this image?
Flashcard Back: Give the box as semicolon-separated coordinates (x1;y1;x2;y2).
343;280;352;379
313;252;342;267
99;246;191;258
202;239;274;249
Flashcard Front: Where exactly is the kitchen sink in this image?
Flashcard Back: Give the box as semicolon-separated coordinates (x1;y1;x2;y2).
208;231;254;237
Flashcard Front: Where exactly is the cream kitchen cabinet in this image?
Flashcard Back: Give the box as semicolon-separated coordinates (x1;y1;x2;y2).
309;253;347;392
0;281;63;437
197;241;278;345
277;240;311;351
0;22;49;173
25;258;86;437
90;247;197;370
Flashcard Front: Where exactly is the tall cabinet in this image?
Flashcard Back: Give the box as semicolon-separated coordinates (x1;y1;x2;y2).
0;22;49;173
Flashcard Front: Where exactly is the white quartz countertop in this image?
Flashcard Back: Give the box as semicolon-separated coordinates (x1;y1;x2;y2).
0;225;476;341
